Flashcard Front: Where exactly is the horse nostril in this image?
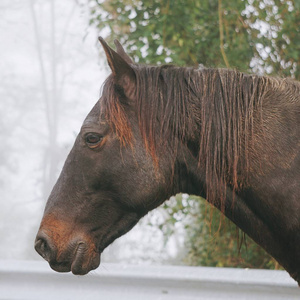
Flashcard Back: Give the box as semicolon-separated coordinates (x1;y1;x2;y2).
35;232;56;262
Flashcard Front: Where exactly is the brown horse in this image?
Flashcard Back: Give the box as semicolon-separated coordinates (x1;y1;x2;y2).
35;38;300;284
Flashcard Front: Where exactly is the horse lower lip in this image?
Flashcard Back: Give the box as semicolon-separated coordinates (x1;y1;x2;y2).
71;247;101;275
71;243;89;275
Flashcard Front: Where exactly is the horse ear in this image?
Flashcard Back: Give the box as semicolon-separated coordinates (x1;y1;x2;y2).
114;39;133;64
98;37;135;99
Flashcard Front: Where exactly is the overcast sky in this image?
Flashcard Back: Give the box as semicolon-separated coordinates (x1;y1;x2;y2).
0;0;184;265
0;0;106;260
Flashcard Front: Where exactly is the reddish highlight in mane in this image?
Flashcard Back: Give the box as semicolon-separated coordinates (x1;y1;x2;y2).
102;74;161;166
101;65;298;213
102;77;133;147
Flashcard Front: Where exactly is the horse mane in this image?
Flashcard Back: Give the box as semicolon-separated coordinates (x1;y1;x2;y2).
101;65;294;208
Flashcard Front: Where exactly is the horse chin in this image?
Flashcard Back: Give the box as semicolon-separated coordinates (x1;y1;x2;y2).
49;261;72;273
71;252;101;275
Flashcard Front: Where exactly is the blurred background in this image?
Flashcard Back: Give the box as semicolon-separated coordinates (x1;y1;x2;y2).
0;0;299;269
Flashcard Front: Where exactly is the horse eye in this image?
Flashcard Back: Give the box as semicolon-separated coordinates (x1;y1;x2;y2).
85;133;103;148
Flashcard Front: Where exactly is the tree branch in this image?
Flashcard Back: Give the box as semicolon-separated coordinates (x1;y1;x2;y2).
218;0;230;68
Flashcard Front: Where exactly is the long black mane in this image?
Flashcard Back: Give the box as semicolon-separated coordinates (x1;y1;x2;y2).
102;64;299;207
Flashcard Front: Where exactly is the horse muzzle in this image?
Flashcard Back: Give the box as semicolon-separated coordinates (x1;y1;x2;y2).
35;221;100;275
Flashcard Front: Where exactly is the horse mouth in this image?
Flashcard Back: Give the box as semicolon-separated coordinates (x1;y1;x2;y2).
49;250;101;275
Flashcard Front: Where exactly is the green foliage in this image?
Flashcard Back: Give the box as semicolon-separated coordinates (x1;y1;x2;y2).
89;0;299;78
161;195;281;269
88;0;298;268
90;0;254;70
246;0;300;79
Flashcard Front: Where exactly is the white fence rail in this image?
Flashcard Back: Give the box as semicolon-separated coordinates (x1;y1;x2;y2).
0;260;299;299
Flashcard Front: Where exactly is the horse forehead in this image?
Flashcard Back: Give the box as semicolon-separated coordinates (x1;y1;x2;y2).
83;101;102;126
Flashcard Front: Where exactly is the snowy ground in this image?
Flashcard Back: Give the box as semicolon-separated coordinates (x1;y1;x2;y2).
1;260;298;300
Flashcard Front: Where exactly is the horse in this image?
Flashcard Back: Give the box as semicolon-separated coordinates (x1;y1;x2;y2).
35;37;300;284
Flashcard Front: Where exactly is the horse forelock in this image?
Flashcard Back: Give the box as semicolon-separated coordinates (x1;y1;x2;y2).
101;75;133;147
